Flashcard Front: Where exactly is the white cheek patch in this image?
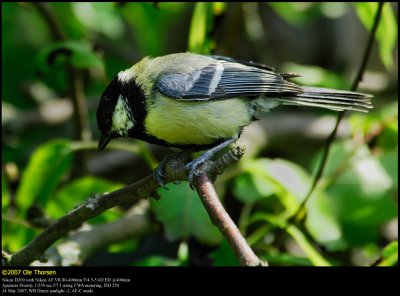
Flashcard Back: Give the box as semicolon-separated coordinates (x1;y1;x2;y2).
111;96;134;136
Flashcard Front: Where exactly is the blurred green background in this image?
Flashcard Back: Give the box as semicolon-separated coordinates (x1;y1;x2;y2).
2;2;398;266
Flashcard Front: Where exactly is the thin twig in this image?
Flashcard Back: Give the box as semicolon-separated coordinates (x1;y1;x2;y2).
33;2;92;173
33;2;64;41
289;2;385;223
194;174;264;266
68;67;92;142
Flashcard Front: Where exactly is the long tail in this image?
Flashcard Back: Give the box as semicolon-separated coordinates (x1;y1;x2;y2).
275;86;373;112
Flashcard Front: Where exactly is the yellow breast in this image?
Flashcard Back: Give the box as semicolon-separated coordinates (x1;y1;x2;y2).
145;95;251;145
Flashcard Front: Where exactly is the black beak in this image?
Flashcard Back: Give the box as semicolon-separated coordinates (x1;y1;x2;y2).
98;133;112;151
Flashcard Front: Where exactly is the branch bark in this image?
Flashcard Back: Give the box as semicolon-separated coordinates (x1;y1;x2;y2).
34;201;153;266
194;174;265;266
7;175;157;266
5;146;250;266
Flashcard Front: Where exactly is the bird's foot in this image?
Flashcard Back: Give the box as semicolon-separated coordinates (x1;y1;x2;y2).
154;151;191;189
154;156;170;190
185;137;238;188
185;151;212;188
155;137;238;190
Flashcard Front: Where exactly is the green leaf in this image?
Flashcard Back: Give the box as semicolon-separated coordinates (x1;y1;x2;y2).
2;173;12;250
251;213;331;266
379;150;398;193
151;182;223;245
71;3;124;39
322;141;397;246
377;4;397;70
16;139;73;218
188;2;214;54
239;158;309;212
213;2;227;15
305;189;345;251
262;253;312;266
3;162;40;254
378;121;398;151
264;159;311;203
177;241;189;263
210;240;240;266
37;40;103;72
2;173;10;213
50;3;87;39
286;225;332;266
7;227;39;254
108;239;138;254
349;101;398;151
2;2;50;109
233;172;275;203
354;3;397;70
47;176;124;223
250;212;288;229
121;2;187;56
377;241;398;266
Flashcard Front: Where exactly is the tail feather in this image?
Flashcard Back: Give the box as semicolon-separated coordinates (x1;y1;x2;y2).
275;86;373;113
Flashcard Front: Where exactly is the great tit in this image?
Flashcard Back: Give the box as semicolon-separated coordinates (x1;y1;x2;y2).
96;52;372;185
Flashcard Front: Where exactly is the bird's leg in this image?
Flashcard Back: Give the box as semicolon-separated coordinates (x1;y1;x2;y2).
154;150;191;189
185;136;238;185
155;137;238;188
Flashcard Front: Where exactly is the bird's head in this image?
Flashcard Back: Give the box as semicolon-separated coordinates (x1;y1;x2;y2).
96;72;137;151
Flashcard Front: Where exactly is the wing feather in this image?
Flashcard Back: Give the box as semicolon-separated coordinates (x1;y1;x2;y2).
154;54;372;112
156;58;301;100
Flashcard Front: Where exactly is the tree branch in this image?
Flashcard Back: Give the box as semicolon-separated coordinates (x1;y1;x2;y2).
34;201;153;266
6;175;156;266
194;174;265;266
5;146;247;266
289;2;385;223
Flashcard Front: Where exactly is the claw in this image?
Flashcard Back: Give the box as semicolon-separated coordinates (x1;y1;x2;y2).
154;166;169;190
153;151;191;190
154;137;238;190
154;156;171;190
184;137;238;188
185;157;207;186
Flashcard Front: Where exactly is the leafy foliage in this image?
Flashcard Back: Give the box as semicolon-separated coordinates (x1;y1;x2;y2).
151;183;223;245
47;176;124;223
355;2;397;70
16;139;73;217
377;241;398;266
2;2;397;266
37;41;103;72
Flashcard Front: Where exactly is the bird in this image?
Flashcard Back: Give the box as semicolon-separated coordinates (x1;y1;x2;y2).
96;52;373;187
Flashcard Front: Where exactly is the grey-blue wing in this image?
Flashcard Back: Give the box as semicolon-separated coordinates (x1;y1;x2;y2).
156;59;302;101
